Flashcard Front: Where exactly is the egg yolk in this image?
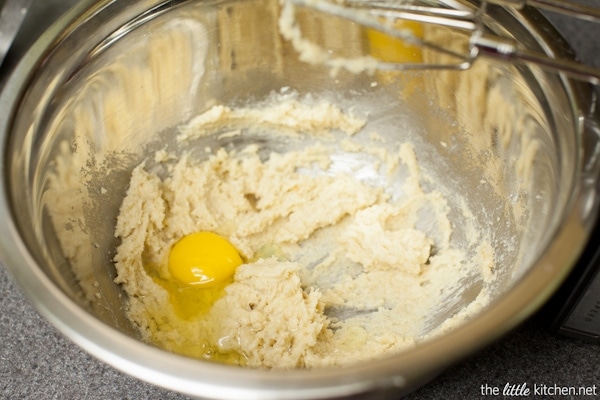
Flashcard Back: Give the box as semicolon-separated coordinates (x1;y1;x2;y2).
366;20;424;64
169;231;243;287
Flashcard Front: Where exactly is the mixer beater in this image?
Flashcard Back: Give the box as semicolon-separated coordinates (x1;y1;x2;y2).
283;0;600;83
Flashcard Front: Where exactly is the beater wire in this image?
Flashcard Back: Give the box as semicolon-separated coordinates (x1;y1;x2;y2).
286;0;600;83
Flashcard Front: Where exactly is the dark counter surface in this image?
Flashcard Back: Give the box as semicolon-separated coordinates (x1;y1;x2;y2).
1;1;599;399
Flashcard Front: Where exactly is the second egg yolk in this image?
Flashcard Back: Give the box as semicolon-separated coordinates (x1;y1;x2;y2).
169;231;243;287
366;20;424;64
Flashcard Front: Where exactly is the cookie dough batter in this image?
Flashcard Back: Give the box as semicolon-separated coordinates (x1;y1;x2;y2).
113;95;495;369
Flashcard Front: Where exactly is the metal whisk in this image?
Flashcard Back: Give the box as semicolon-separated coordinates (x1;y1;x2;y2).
286;0;600;84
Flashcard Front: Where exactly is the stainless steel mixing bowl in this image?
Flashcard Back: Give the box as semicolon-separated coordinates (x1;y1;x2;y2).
1;0;599;399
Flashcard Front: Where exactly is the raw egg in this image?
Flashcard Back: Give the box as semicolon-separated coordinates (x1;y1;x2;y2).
169;231;243;287
366;20;423;65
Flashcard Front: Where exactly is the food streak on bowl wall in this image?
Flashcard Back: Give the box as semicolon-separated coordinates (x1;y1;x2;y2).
42;12;211;329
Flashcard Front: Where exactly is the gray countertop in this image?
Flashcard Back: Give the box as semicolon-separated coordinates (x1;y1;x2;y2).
1;1;600;399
